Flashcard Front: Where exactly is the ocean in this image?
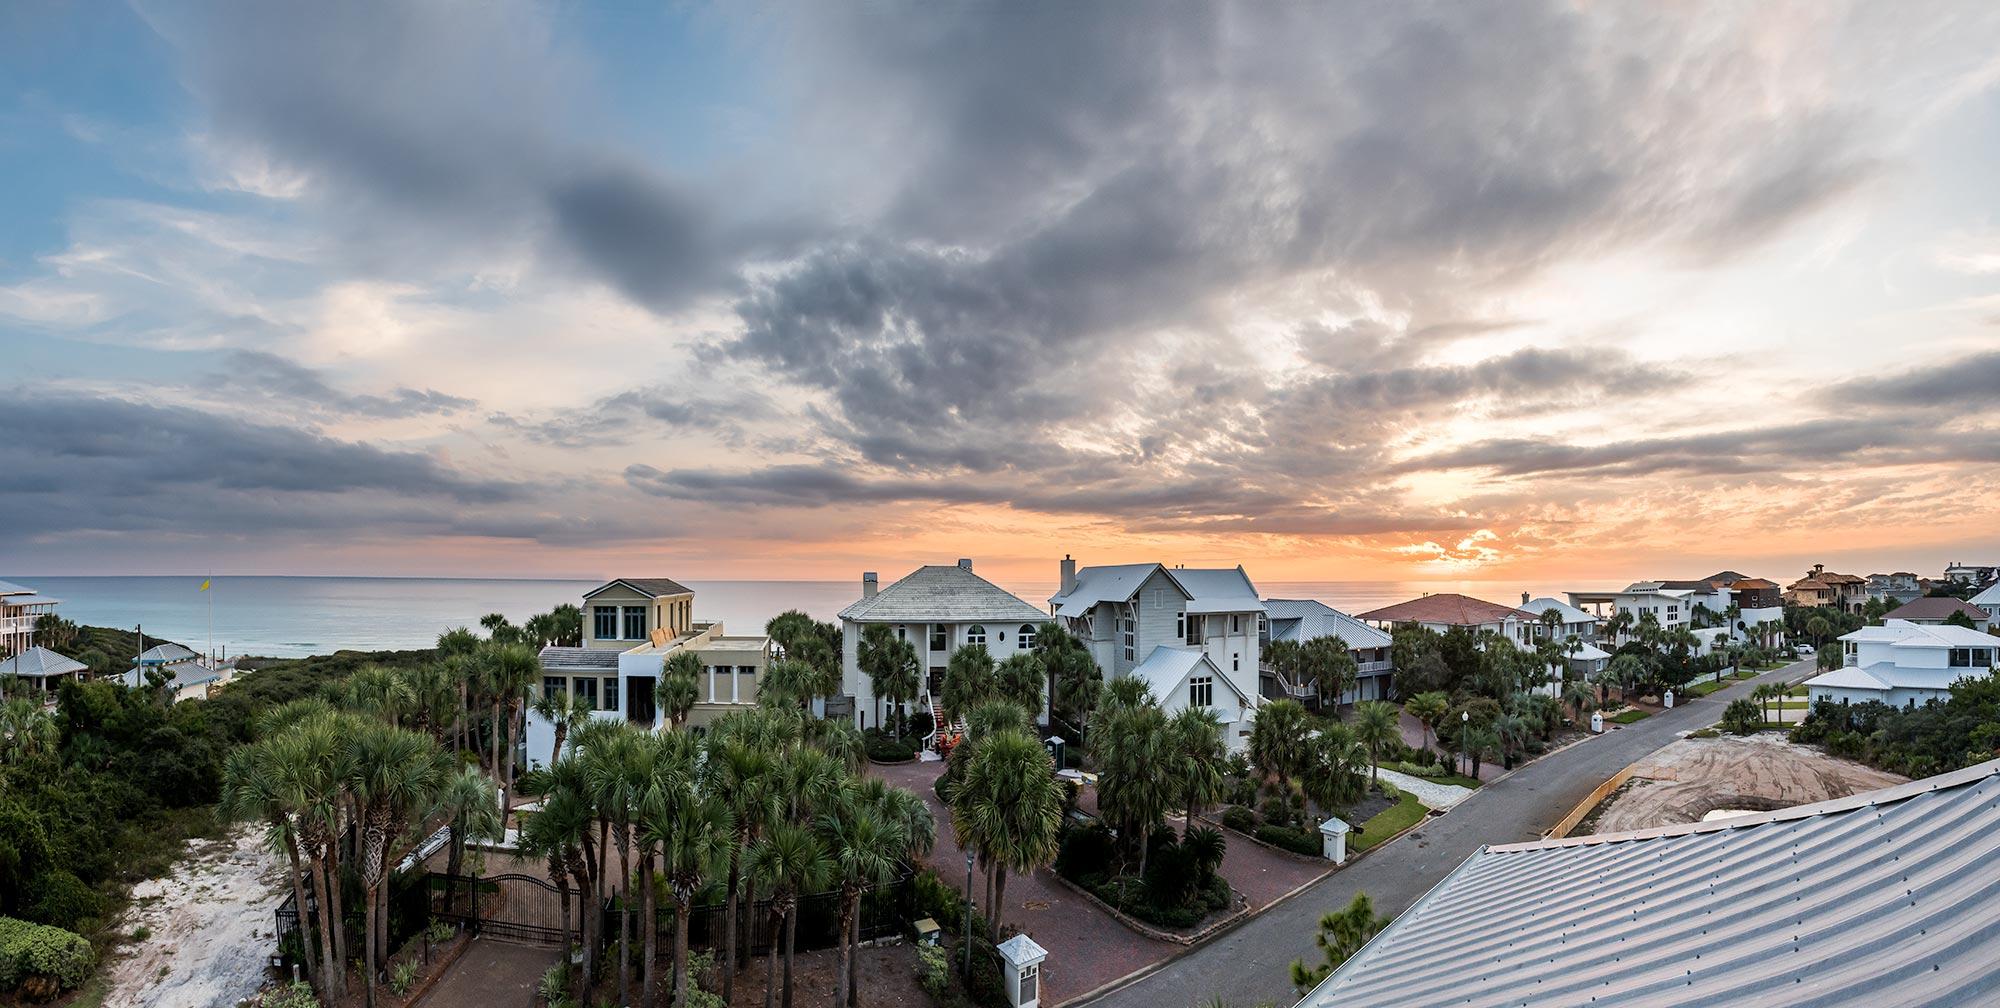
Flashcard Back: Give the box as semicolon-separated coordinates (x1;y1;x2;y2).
2;575;1627;659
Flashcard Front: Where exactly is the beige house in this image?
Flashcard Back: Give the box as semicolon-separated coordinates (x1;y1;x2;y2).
526;577;773;769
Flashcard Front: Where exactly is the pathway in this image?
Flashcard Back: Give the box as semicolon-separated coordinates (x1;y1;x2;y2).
1076;659;1816;1008
416;937;557;1008
98;827;286;1008
1372;767;1473;811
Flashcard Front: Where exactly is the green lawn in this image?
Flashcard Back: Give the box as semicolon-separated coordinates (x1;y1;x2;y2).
1687;679;1731;697
1735;667;1766;678
1350;792;1427;854
1431;772;1483;789
1609;708;1651;724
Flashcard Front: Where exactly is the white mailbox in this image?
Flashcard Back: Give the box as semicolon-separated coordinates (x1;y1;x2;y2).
996;933;1048;1008
1589;710;1604;734
1319;816;1352;865
1663;689;1675;709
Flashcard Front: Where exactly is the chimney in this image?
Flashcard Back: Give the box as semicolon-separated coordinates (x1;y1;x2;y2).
1521;591;1531;605
862;572;878;599
958;558;973;572
1060;555;1077;595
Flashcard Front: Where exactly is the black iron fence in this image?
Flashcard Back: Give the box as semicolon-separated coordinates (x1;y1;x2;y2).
430;871;572;946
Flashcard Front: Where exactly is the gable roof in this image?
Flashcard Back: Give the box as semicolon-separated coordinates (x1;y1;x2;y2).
1169;566;1265;614
1886;597;1992;623
1049;563;1179;617
1518;597;1597;625
1356;593;1532;626
1845;619;2000;651
0;646;87;679
1972;582;2000;607
137;643;199;665
1302;759;2000;1008
840;565;1047;624
1263;599;1392;649
1125;646;1251;706
1702;570;1750;584
583;577;693;600
1727;577;1778;589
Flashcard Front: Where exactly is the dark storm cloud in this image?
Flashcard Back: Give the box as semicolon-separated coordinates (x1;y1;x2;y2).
216;351;475;419
0;393;524;539
1822;350;2000;409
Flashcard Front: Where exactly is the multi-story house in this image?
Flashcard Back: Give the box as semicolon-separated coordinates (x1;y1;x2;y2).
1943;562;2000;587
1047;558;1266;749
526;577;774;768
838;560;1049;730
1786;565;1868;613
1884;597;1996;631
1517;596;1609;681
1260;598;1393;705
0;581;60;658
1972;582;2000;628
1805;619;1999;707
1867;572;1927;605
1357;593;1537;647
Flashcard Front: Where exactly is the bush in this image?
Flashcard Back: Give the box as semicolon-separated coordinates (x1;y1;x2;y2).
253;982;320;1008
914;868;966;933
1720;699;1760;736
26;870;102;932
539;960;572;1004
916;942;952;1000
1219;806;1259;834
1689;728;1720;739
863;728;920;763
1392;760;1443;778
390;958;420;996
1255;823;1321;857
1053;822;1116;879
0;916;95;993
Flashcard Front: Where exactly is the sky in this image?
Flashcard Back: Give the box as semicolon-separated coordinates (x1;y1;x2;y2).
5;1;2000;588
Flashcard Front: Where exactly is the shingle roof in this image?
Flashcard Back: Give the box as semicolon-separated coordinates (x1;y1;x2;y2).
0;646;87;679
1303;760;2000;1008
1263;599;1392;649
584;577;693;599
537;646;624;673
1702;570;1750;584
1049;563;1174;618
1885;597;1992;623
839;565;1047;624
1355;593;1532;626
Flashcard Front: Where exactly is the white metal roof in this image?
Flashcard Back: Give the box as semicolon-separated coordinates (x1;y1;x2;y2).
1841;619;1999;650
1971;583;2000;607
1125;645;1250;706
1169;567;1265;614
1263;598;1392;649
136;643;199;664
1802;663;1893;691
1519;597;1598;624
0;646;87;679
1048;563;1176;618
839;565;1047;624
1302;759;2000;1007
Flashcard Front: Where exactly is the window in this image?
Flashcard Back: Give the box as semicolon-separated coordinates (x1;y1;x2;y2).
929;626;947;652
593;606;619;640
542;676;567;697
1232;653;1240;672
575;676;599;710
1121;617;1135;662
602;676;620;711
1951;648;1973;668
1231;614;1242;634
1176;612;1185;640
1020;964;1038;1006
738;666;756;702
1185;614;1201;646
1018;624;1036;649
897;626;906;641
967;625;987;646
622;605;647;640
1189;675;1214;708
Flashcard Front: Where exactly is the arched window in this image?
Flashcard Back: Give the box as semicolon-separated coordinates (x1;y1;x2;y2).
966;625;987;646
1018;624;1036;649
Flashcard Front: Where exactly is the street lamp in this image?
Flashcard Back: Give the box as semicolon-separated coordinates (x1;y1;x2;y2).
963;848;976;977
1460;710;1470;776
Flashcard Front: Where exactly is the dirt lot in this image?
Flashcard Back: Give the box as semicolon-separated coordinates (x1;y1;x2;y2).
1582;733;1905;834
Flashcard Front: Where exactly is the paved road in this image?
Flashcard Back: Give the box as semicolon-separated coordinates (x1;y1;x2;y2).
1077;661;1813;1008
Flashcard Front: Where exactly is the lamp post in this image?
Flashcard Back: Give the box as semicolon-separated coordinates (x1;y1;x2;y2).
1460;710;1470;776
963;848;976;977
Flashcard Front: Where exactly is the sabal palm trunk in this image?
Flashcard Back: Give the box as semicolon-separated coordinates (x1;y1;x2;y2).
673;892;694;1008
617;834;633;1008
782;903;799;1008
641;857;659;1007
489;698;502;781
832;887;855;1008
763;906;781;1008
723;844;743;1002
502;699;520;817
991;867;1008;942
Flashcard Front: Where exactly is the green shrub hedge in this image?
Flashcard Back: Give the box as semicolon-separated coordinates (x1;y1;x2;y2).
1254;823;1321;857
0;916;95;992
1218;805;1258;834
863;728;920;763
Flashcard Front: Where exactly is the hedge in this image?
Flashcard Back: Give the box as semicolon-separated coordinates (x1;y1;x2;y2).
0;916;95;992
1254;823;1321;857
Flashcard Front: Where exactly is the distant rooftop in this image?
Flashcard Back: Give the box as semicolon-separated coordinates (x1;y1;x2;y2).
584;577;694;599
1356;593;1532;627
1885;596;1991;623
840;563;1046;625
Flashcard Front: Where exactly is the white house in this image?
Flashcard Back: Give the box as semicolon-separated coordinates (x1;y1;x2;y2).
0;646;88;691
1517;596;1607;683
525;577;775;769
1048;558;1265;720
1566;572;1783;650
1803;619;1999;708
1260;598;1392;705
1127;645;1256;752
837;560;1049;729
0;581;60;658
1973;582;2000;627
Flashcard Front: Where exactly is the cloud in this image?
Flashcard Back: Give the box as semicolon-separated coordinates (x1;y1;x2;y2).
1821;350;2000;410
489;383;776;448
214;350;475;419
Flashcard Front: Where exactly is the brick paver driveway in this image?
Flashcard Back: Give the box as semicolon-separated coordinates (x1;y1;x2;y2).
869;759;1176;1005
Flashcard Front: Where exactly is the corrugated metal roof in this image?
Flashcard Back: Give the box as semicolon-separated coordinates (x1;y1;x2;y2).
0;646;87;678
137;643;199;664
1049;563;1174;618
1125;646;1249;706
1264;599;1392;649
1169;568;1265;614
1300;760;2000;1008
838;565;1047;624
1519;597;1598;625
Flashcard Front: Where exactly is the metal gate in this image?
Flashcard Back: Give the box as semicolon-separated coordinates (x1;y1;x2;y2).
431;871;574;946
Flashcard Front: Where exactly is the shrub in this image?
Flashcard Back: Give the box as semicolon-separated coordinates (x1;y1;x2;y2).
1219;806;1258;834
1689;728;1720;739
915;942;952;1000
1255;824;1321;857
1392;760;1443;778
1720;699;1760;736
390;958;420;995
863;728;920;763
26;870;102;932
1053;823;1116;879
913;868;966;933
539;960;573;1004
254;982;320;1008
425;917;457;944
0;916;95;992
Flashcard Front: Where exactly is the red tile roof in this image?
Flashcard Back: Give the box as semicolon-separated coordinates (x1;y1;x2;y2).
1357;593;1533;626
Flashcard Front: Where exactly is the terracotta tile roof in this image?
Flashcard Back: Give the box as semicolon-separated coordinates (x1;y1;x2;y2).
1728;577;1778;589
1788;579;1830;590
1356;593;1533;626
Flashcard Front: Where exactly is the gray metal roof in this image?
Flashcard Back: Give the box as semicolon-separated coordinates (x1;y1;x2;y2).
839;565;1047;624
583;577;693;599
1049;563;1177;617
0;646;87;679
538;646;624;673
1300;759;2000;1008
1264;598;1392;649
136;643;199;664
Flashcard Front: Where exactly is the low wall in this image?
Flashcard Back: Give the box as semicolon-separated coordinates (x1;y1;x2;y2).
1548;766;1636;839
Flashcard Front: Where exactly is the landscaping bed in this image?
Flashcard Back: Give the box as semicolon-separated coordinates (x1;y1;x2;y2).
1348;793;1427;854
1052;823;1235;930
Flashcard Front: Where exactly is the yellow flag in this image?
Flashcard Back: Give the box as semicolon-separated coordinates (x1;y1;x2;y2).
200;579;211;592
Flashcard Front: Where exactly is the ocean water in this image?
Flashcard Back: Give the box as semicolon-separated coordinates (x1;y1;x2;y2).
2;575;1626;659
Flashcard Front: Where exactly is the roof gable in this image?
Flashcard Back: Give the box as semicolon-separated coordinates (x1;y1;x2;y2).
584;577;693;600
1263;599;1391;649
1050;563;1180;617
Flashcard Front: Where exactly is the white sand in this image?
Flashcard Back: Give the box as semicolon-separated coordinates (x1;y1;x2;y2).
100;826;288;1008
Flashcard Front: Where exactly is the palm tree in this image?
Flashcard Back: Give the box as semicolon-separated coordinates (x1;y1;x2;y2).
1492;713;1529;769
1164;707;1226;837
268;709;355;999
433;763;505;941
1560;678;1594;723
967;698;1031;739
1300;636;1359;712
401;661;459;741
823;787;907;1008
1352;701;1399;785
707;737;777;1002
1249;699;1313;800
348;723;452;1008
1606;653;1646;704
519;755;604;993
660;651;703;728
645;751;732;1008
1090;700;1172;873
996;652;1045;716
532;686;595;766
1806;615;1832;652
487;643;540;818
948;729;1063;941
1304;723;1367;813
220;738;324;999
1402;692;1448;759
1265;638;1304;699
749;823;832;1008
1462;724;1500;778
941;644;998;723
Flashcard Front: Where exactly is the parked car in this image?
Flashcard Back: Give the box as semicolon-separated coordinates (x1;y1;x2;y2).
1797;643;1815;655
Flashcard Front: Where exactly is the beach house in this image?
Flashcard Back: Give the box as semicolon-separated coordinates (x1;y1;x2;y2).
124;642;226;702
1803;619;1999;707
1972;581;2000;627
1260;598;1393;706
1047;558;1266;720
837;560;1049;730
0;647;88;692
1356;593;1537;646
0;581;60;658
1785;564;1868;612
525;577;774;768
1517;596;1610;679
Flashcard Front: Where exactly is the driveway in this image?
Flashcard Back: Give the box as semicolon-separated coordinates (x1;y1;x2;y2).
417;937;557;1008
1076;659;1815;1008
